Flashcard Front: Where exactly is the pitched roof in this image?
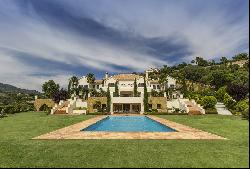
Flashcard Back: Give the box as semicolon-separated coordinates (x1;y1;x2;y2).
149;80;159;84
94;80;103;84
111;74;141;81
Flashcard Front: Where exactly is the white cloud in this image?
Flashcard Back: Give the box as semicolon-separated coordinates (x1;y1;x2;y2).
0;0;248;91
79;0;249;60
0;0;168;90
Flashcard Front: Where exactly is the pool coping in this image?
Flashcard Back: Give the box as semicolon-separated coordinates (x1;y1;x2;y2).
33;115;226;140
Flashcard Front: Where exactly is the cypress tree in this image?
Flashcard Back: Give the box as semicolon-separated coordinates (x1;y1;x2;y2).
143;77;149;112
133;78;138;97
107;87;111;112
114;80;119;97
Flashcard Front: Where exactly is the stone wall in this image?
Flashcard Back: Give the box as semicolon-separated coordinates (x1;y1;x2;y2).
87;97;107;113
148;97;167;112
34;99;55;111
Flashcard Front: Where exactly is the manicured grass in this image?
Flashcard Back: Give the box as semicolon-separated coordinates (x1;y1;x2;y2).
0;112;249;168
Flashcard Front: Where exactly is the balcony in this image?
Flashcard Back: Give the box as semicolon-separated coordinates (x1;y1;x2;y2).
112;96;143;104
113;91;141;97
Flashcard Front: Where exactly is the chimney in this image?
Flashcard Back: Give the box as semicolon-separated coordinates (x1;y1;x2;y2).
105;72;109;79
145;71;148;79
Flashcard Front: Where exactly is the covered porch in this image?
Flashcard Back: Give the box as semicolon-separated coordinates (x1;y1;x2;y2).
113;103;141;114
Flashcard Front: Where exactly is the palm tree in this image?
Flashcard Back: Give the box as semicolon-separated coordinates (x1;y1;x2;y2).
86;73;95;89
68;76;79;97
78;85;88;100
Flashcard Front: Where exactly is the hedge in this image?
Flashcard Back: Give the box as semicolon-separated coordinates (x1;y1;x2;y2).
144;112;188;115
205;108;218;114
86;112;110;115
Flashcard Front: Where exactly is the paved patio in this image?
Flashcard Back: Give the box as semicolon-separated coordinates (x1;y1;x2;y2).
33;115;226;140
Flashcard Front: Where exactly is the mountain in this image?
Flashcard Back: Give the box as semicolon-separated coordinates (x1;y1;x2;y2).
0;83;40;94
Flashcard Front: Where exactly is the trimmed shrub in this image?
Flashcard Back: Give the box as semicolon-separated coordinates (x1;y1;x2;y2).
215;87;227;102
39;104;51;115
235;100;249;117
2;105;15;114
173;108;180;113
151;109;158;113
205;108;218;114
223;93;236;109
201;96;217;109
242;108;249;120
74;107;87;110
145;112;187;115
86;112;110;115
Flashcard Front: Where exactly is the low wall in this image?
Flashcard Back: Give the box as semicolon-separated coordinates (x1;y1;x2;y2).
34;99;55;111
148;97;167;112
76;99;87;108
87;97;107;113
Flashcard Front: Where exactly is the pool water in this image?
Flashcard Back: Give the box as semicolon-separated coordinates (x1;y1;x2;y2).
82;116;176;132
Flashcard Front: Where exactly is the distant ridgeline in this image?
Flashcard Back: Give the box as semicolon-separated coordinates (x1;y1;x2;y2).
0;83;40;94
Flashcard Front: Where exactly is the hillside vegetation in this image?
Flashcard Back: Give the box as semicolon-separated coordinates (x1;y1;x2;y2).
153;53;249;119
0;83;41;114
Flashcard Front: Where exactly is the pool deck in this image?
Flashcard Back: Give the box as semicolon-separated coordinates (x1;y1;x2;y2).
33;115;226;140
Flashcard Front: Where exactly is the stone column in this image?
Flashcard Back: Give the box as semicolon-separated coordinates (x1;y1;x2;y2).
110;103;113;114
141;103;144;114
110;91;114;114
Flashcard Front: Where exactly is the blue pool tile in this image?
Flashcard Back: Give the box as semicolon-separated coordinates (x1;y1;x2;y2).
82;116;176;132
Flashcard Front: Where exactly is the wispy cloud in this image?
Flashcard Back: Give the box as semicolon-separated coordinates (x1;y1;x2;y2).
0;0;248;90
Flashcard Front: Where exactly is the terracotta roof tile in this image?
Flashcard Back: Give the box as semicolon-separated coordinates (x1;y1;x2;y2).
94;80;103;84
111;74;141;81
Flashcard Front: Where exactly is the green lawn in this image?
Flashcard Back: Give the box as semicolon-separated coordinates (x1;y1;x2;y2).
0;112;249;168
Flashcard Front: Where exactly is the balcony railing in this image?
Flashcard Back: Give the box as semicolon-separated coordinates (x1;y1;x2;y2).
113;93;141;97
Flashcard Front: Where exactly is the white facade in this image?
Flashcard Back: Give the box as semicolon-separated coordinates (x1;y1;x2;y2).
78;69;177;113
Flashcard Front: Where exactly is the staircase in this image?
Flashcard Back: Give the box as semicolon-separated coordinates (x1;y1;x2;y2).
184;100;205;115
215;102;232;115
54;101;69;115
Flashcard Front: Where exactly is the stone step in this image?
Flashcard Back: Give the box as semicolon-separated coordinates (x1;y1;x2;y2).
54;110;67;114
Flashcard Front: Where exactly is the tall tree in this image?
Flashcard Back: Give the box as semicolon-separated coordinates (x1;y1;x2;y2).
211;60;216;65
143;77;149;112
232;53;249;61
78;85;88;100
52;88;69;104
133;78;138;97
180;78;188;97
106;87;111;112
195;57;208;66
68;76;78;96
227;83;249;101
114;80;119;97
42;80;59;99
220;57;228;65
86;73;95;89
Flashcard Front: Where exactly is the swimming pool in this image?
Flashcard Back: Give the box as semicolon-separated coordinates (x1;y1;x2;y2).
82;116;176;132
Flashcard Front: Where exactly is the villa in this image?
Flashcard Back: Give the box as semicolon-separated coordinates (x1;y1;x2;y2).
34;68;205;115
77;68;177;114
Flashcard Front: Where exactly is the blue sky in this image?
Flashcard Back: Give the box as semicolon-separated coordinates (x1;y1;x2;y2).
0;0;249;91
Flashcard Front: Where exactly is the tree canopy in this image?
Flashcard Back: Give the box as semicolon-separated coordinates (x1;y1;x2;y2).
42;80;60;99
